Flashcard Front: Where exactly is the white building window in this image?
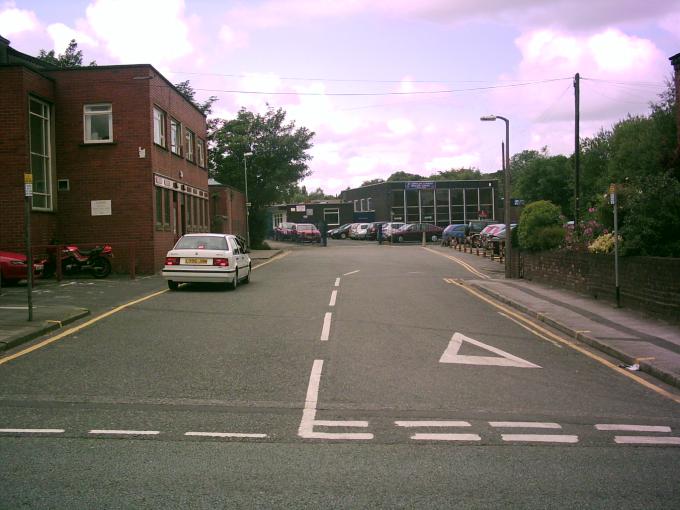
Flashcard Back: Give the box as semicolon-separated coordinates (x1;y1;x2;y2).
196;139;205;167
170;118;181;155
29;97;53;210
353;200;359;212
185;128;195;162
323;208;340;226
83;103;112;143
153;107;166;147
367;197;373;211
360;198;366;211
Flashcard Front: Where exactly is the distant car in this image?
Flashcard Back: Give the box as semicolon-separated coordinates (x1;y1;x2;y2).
274;222;297;241
365;222;387;240
487;224;517;253
328;223;353;239
294;223;321;243
349;223;370;240
467;219;496;236
382;222;405;240
442;224;467;246
391;223;443;243
162;233;251;291
0;250;44;285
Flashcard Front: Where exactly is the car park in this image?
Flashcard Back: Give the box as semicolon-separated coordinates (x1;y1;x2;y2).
365;222;387;240
274;222;297;241
162;233;251;291
0;250;44;285
294;223;322;243
382;222;405;239
349;223;370;240
328;223;353;239
390;223;443;243
441;224;467;246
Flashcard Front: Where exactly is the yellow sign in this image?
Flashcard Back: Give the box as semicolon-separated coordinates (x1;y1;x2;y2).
24;173;33;184
608;183;616;193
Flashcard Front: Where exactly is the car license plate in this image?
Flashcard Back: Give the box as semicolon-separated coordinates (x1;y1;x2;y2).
184;258;208;264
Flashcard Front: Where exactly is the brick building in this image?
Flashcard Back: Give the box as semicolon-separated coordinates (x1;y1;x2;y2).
209;179;247;239
0;36;209;273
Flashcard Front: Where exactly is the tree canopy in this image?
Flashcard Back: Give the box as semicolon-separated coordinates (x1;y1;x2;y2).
210;106;315;246
174;80;217;116
37;39;96;67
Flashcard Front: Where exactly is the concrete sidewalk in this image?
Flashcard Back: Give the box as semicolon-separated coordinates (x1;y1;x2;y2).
0;248;283;354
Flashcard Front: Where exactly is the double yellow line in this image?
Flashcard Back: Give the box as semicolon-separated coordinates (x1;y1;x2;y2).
423;247;490;279
443;278;680;405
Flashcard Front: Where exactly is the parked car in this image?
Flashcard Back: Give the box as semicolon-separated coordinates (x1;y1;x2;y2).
487;224;517;253
441;224;467;246
328;223;353;239
162;233;251;291
478;223;505;244
349;223;370;240
294;223;321;243
390;223;443;243
467;219;496;236
274;222;297;241
0;250;44;285
365;222;387;240
382;222;405;240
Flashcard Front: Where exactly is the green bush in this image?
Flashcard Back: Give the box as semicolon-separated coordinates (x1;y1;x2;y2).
518;200;563;252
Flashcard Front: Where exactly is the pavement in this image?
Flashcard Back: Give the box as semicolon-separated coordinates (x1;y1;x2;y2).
2;242;680;391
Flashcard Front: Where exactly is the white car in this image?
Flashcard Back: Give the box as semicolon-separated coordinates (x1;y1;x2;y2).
349;223;370;239
382;222;405;239
162;233;251;291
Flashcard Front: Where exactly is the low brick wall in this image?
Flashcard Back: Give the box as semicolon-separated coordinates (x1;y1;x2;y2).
521;250;680;322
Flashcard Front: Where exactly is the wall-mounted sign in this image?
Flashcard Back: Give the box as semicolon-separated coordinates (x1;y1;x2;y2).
510;198;525;207
91;199;112;216
406;181;435;190
296;205;306;212
306;209;314;216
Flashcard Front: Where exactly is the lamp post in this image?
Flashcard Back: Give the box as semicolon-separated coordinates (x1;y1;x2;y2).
480;114;512;279
243;151;253;248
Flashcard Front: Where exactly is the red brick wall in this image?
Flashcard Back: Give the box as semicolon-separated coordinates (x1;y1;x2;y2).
209;185;247;239
522;250;680;322
0;66;57;250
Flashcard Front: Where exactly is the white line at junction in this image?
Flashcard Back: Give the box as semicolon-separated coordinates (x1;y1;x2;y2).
343;270;360;276
0;428;64;434
501;434;578;443
412;433;481;441
185;432;267;438
596;424;671;432
490;422;562;429
334;278;341;287
320;312;332;341
89;430;160;435
614;436;680;445
329;290;337;307
395;421;471;428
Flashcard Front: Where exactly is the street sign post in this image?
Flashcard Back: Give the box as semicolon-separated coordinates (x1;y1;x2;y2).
609;184;620;308
24;173;33;321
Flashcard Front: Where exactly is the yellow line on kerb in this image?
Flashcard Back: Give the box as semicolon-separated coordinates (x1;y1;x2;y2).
443;278;680;405
0;289;169;366
423;247;490;279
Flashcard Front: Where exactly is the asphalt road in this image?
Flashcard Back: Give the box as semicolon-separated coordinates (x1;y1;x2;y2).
1;240;679;508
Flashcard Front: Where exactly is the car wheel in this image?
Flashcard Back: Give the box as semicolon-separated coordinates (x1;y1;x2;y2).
398;235;404;243
230;269;239;290
167;280;179;291
243;265;251;283
340;233;346;239
431;235;438;242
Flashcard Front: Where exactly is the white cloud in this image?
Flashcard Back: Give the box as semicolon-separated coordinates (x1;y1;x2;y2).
426;154;480;171
0;2;39;36
387;118;415;136
659;10;680;38
46;22;97;53
85;0;193;65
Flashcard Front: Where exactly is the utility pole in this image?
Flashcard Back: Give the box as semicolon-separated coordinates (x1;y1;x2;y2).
574;73;580;238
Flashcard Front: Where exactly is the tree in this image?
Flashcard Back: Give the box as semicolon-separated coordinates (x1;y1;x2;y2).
361;178;385;186
37;39;96;67
174;80;217;116
514;154;573;216
517;200;564;252
431;168;482;180
386;171;426;181
211;106;315;246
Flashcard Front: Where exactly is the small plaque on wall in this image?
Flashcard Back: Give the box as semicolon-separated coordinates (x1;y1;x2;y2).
91;200;112;216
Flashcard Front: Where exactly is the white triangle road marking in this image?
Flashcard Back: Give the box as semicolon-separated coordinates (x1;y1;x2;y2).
439;332;541;368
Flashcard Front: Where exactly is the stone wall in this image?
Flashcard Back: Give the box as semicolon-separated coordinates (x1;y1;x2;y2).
521;250;680;322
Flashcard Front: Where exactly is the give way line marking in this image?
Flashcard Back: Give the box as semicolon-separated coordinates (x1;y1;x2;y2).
439;332;541;368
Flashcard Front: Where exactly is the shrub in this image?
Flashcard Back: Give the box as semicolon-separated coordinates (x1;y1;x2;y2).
518;200;563;252
588;233;622;254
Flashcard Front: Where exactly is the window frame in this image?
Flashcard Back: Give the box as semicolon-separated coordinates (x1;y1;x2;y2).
196;138;205;168
153;106;167;148
185;128;195;162
83;103;113;144
170;117;182;155
29;96;53;211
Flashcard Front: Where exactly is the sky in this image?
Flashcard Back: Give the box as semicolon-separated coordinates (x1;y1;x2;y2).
2;0;679;195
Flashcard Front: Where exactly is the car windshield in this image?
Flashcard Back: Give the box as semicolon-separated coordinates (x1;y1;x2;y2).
297;224;315;231
175;236;227;250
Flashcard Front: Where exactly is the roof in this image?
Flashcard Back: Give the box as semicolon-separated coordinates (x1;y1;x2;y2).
671;52;680;67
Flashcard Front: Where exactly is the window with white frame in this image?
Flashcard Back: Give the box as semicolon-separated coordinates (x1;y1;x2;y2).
153;107;166;147
367;197;373;211
323;208;340;226
185;128;195;161
353;200;358;212
170;118;181;155
196;138;205;167
29;97;53;210
360;198;366;211
83;103;112;143
272;212;284;229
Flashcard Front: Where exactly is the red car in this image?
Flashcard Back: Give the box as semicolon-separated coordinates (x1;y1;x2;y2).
294;223;321;243
274;222;297;241
0;250;45;285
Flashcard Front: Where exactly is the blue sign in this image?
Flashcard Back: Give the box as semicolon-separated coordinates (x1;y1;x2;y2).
406;181;435;190
511;199;525;206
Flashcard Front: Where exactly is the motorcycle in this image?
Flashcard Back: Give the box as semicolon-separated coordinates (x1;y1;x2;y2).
44;244;113;279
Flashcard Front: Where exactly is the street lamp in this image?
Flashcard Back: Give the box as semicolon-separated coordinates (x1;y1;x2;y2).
243;151;253;248
480;114;512;279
